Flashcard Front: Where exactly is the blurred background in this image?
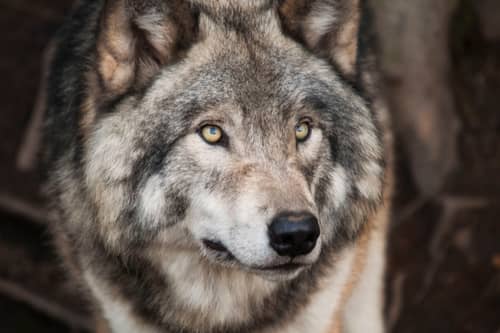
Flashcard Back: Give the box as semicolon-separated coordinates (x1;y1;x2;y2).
0;0;499;332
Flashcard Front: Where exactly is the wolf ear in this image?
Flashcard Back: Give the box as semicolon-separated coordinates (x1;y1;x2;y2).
279;0;361;78
96;0;198;97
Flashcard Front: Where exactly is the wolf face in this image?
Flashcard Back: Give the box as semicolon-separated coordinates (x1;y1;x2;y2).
79;0;383;282
45;0;386;330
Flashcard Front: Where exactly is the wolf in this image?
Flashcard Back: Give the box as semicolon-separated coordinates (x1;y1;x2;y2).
42;0;393;332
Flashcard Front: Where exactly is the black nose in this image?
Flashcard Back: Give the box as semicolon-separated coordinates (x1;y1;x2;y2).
268;212;320;257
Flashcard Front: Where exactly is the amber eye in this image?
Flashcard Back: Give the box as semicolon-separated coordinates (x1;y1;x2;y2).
200;125;223;144
295;121;311;142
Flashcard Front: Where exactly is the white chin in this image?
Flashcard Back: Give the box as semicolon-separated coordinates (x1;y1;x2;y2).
249;265;308;282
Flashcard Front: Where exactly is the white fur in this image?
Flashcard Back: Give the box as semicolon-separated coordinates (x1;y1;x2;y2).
158;247;357;333
187;188;280;267
139;174;166;227
357;160;383;200
85;115;141;228
305;3;338;46
84;271;159;333
263;248;356;333
331;166;349;209
161;251;275;327
187;184;321;269
299;129;323;162
183;133;232;168
135;10;174;48
357;127;381;158
85;114;141;184
343;225;386;333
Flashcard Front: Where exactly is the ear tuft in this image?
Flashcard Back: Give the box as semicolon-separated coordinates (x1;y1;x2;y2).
280;0;361;78
96;0;197;97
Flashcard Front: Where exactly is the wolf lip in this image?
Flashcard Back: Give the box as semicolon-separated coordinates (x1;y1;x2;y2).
258;262;305;272
203;239;229;253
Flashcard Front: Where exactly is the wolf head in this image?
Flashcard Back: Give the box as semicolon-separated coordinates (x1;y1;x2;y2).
81;0;383;280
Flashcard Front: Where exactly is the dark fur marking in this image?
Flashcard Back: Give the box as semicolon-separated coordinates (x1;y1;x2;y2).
43;2;101;167
314;172;331;211
300;162;316;186
165;192;189;224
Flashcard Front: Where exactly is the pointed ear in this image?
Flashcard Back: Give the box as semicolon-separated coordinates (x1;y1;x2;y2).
279;0;361;79
96;0;198;97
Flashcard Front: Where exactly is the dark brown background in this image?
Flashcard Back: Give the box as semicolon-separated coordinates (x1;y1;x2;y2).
0;0;499;332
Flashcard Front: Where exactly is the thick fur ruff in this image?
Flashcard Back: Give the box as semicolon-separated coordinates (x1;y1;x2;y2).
43;0;392;332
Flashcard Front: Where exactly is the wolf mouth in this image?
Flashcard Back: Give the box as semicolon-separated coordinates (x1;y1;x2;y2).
203;239;230;253
202;239;237;261
256;262;305;272
202;239;308;273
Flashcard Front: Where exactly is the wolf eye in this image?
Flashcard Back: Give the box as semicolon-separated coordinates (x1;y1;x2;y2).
200;125;223;144
295;121;311;142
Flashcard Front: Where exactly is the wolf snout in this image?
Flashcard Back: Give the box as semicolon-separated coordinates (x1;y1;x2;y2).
268;212;320;257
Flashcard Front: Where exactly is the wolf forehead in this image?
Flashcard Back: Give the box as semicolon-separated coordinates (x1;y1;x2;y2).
89;45;382;191
119;41;373;138
96;53;375;183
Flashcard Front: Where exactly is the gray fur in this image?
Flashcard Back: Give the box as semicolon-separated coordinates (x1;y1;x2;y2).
43;0;388;332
